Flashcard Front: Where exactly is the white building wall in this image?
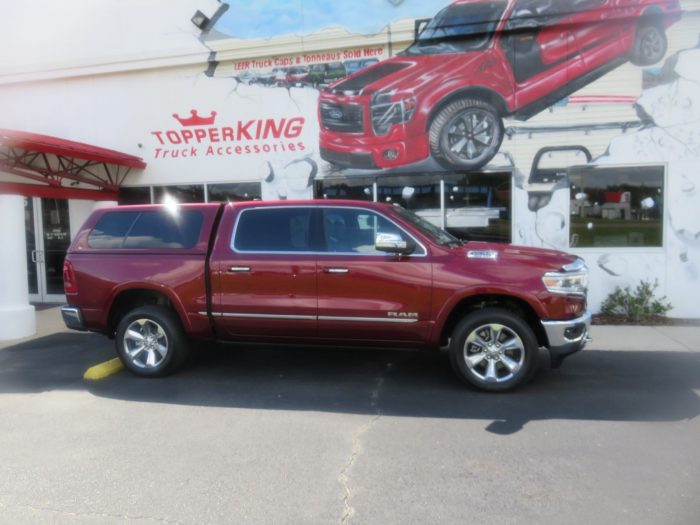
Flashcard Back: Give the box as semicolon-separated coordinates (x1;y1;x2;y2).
1;1;699;317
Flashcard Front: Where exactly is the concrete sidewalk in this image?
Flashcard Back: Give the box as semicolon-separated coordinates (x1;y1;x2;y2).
1;306;699;352
0;307;69;350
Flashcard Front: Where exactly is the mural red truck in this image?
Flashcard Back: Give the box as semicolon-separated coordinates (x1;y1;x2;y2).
318;0;681;171
61;200;591;392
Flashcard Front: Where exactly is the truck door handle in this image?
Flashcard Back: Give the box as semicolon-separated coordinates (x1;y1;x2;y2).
228;266;251;273
325;267;349;274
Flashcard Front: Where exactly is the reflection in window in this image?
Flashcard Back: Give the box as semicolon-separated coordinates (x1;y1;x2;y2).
208;182;261;202
568;166;664;248
88;212;140;248
123;211;204;249
321;208;414;255
377;174;442;211
153;185;205;204
316;177;374;201
442;172;512;243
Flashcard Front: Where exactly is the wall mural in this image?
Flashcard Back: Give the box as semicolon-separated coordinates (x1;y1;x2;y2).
145;0;699;314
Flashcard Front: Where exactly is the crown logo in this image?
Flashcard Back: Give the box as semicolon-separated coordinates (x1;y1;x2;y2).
172;110;217;127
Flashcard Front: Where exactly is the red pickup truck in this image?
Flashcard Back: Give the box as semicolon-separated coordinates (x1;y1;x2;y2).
319;0;680;171
61;201;591;391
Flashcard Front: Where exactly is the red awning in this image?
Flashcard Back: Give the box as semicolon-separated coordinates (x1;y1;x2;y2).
0;129;146;200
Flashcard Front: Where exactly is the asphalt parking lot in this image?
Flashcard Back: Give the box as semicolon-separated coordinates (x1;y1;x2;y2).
0;317;699;524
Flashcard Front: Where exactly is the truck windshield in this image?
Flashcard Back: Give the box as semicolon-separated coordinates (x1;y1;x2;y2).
404;2;506;56
392;206;463;247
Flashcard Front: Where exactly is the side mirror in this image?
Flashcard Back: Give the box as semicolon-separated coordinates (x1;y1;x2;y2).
375;232;415;255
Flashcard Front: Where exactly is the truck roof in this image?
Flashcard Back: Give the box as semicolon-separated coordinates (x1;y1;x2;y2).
101;200;392;212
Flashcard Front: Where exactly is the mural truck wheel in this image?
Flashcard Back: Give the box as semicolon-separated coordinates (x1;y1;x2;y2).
631;22;667;66
430;98;504;171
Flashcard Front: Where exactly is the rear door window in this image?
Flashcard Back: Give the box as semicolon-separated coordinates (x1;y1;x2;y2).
233;207;314;253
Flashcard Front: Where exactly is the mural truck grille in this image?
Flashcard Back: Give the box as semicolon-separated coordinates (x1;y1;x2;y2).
320;103;364;133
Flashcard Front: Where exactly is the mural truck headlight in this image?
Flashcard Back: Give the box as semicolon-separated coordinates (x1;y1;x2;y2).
542;259;589;297
370;91;417;137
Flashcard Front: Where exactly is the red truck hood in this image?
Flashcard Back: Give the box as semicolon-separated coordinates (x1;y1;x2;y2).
457;242;579;272
326;53;483;96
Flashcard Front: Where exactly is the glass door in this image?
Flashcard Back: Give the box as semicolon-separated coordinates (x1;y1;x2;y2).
25;197;71;303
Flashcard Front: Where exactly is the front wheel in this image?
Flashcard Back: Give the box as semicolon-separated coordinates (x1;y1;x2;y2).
115;305;189;377
630;22;668;66
429;98;504;171
449;308;539;392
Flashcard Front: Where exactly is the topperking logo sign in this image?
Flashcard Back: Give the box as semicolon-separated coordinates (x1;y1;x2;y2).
149;109;307;160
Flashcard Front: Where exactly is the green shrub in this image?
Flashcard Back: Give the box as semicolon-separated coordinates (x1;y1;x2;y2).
600;279;672;322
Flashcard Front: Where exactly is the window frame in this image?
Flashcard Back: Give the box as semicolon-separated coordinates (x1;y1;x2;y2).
230;205;428;257
566;162;667;252
230;206;317;254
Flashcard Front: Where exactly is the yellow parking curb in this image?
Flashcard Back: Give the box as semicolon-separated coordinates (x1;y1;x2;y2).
84;358;124;380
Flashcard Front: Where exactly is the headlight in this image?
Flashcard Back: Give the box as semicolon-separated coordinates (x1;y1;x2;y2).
371;90;416;136
542;259;588;296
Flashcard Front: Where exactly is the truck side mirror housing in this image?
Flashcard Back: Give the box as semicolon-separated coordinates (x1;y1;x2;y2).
375;232;415;255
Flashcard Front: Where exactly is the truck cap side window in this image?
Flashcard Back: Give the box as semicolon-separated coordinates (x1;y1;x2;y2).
88;212;140;248
88;210;204;249
233;207;314;253
124;210;204;249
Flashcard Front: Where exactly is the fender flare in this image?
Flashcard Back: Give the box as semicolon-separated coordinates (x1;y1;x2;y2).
431;286;547;344
103;282;192;333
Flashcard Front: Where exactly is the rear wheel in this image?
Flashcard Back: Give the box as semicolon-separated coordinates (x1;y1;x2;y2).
116;305;189;377
429;98;504;171
449;308;539;392
631;21;667;66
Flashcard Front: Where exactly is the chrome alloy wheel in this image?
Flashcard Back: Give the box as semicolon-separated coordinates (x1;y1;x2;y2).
445;109;497;162
122;318;169;369
463;323;525;384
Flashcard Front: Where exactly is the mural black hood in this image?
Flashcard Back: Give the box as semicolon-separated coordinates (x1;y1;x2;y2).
326;62;411;94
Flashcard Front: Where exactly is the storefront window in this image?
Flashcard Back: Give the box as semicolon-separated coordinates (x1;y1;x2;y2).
442;172;512;243
153;185;204;204
208;182;261;202
316;177;374;201
568;165;664;248
118;186;151;205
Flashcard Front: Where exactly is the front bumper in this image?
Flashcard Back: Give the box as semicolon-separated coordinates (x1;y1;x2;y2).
541;311;592;368
61;305;87;332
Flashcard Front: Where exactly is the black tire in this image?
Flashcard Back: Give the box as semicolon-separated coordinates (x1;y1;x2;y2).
429;98;504;171
115;305;190;377
630;22;668;66
448;308;539;392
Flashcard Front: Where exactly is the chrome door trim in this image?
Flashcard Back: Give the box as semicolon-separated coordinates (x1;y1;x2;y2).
203;312;418;324
209;312;316;321
318;315;418;324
